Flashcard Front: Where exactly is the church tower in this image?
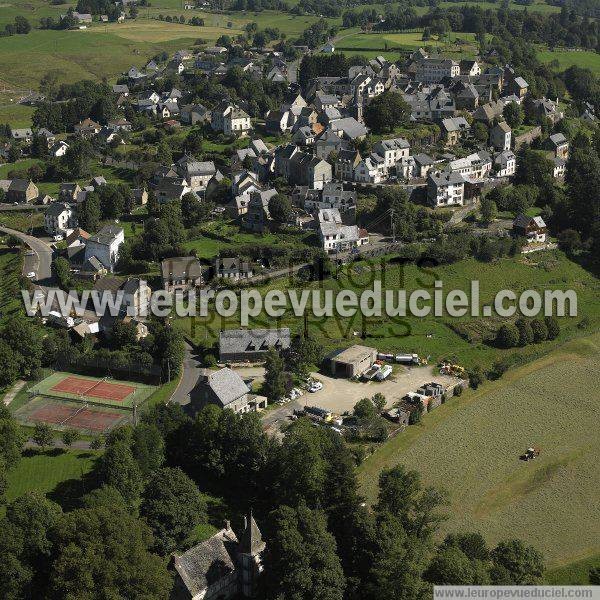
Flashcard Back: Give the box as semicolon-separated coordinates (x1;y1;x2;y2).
238;510;266;598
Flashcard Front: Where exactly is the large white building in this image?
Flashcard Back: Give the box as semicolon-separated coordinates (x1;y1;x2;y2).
211;101;252;136
415;58;460;83
317;208;368;252
45;202;77;235
427;171;466;207
448;151;492;181
84;225;124;272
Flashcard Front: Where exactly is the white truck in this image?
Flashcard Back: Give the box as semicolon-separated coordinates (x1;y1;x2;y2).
395;353;420;365
375;364;393;381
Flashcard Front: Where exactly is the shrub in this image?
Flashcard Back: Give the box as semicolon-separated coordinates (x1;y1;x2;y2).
544;316;560;340
496;323;520;348
530;318;548;342
516;319;534;346
488;359;509;380
468;365;484;389
453;385;463;397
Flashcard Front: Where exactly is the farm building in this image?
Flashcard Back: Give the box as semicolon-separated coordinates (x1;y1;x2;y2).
328;344;377;378
219;328;291;363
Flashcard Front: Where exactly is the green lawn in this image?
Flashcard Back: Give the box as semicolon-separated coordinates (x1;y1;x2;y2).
178;250;599;372
2;448;100;514
546;552;600;584
357;333;600;568
0;246;22;325
537;47;600;76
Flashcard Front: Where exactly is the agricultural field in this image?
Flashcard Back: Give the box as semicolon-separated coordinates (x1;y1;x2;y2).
177;250;599;371
357;333;600;567
0;246;23;324
537;47;600;76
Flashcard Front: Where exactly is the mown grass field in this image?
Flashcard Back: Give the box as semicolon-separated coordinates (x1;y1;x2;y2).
0;246;23;324
537;48;600;76
357;333;600;568
2;448;100;515
177;250;599;371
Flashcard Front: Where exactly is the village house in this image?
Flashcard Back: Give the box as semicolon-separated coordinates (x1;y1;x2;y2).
121;278;151;317
161;256;203;293
459;59;481;77
547;133;569;159
84;225;125;272
59;183;82;202
218;328;291;363
512;214;547;243
44;202;77;235
192;367;267;413
494;150;516;177
490;121;512;151
427;171;466;207
552;157;566;179
211;101;252;136
73;118;101;137
441;117;470;146
372;138;411;169
172;512;265;600
176;156;216;191
50;140;69;157
328;344;377;378
317;208;368;253
214;257;254;281
11;128;34;142
448;151;492;181
6;179;38;203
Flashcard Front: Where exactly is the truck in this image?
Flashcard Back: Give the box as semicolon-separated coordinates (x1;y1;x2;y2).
375;364;393;381
395;353;420;365
362;363;382;380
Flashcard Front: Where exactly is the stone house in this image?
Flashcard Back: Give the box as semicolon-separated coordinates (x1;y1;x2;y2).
161;256;203;293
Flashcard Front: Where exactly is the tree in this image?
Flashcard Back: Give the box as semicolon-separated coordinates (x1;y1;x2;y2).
473;122;489;142
263;348;286;403
53;257;71;290
424;546;488;585
516;318;534;346
49;506;172;599
544;316;560;340
32;422;54;450
496;323;519;348
353;397;377;421
268;193;293;223
77;191;101;232
264;502;346;600
490;540;545;584
0;340;21;388
530;318;548;343
372;393;386;413
0;406;26;469
131;423;165;477
480;196;498;224
589;567;600;585
90;435;104;450
364;91;410;133
468;365;485;390
140;467;207;555
98;440;143;507
61;428;79;448
503;102;524;128
558;228;582;254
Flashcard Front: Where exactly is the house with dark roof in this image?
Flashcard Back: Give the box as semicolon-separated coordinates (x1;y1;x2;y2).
84;225;124;272
512;214;547;243
214;258;254;282
161;256;203;293
219;328;291;363
172;511;265;600
6;179;38;203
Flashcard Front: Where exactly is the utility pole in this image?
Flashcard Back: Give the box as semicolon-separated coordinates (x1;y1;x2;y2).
390;208;396;243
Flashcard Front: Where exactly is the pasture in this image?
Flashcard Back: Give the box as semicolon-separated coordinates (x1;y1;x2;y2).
537;48;600;76
357;333;600;567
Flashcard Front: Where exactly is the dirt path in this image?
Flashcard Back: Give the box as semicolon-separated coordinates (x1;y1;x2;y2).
3;379;26;406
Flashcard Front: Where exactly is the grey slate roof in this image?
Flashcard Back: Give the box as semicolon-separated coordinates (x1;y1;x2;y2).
219;328;291;356
203;367;250;407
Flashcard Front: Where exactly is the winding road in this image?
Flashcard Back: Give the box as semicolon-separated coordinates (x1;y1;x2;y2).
0;226;54;285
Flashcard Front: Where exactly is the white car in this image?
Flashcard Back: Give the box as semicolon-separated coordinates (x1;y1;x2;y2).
26;271;36;279
308;381;323;393
53;234;63;241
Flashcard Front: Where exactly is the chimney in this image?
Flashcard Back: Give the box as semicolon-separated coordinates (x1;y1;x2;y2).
224;519;231;531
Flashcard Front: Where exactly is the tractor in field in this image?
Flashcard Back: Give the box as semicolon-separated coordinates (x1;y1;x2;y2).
521;447;541;461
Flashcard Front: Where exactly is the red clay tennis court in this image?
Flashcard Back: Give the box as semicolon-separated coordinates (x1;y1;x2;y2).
29;403;123;432
51;376;136;402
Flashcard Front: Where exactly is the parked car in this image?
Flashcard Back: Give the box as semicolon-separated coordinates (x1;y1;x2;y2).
308;381;323;393
27;271;36;279
53;234;63;241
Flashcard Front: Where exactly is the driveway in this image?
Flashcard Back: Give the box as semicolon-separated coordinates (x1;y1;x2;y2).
302;366;459;414
0;226;53;285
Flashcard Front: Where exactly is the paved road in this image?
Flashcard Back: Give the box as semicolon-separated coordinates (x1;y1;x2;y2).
168;342;204;408
0;226;53;285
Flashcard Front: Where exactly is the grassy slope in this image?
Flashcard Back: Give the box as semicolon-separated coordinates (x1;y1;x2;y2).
177;250;599;371
537;48;600;76
357;333;600;568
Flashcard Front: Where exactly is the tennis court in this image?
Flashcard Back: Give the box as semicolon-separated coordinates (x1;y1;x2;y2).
14;396;130;433
32;371;157;409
